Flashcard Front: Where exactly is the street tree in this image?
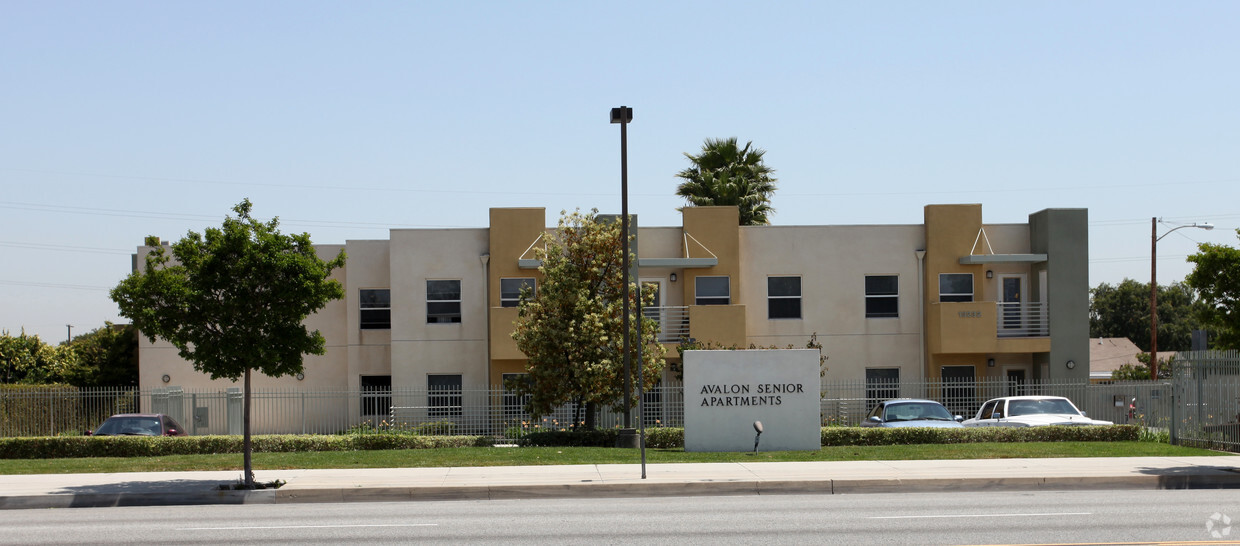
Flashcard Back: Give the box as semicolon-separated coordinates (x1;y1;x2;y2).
1186;230;1240;350
1089;279;1205;351
674;137;777;226
510;209;665;429
111;199;345;488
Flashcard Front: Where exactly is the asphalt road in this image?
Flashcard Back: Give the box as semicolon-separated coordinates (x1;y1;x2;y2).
1;489;1237;545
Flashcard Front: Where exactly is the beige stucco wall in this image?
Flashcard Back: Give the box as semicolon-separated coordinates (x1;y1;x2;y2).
389;228;490;390
343;240;391;392
738;224;925;380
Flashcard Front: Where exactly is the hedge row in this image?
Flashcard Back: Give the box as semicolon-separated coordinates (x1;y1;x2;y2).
525;425;1141;449
820;425;1140;446
0;425;1140;459
522;427;683;449
0;434;492;460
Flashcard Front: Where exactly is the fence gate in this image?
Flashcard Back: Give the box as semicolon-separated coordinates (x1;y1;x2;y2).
1171;350;1240;453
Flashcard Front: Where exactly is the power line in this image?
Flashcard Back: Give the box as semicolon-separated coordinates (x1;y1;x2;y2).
0;241;132;255
0;280;111;291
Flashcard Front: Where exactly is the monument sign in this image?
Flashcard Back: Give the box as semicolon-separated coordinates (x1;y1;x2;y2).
682;349;820;452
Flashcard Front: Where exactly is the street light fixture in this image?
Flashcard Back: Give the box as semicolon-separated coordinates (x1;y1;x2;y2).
1150;217;1213;379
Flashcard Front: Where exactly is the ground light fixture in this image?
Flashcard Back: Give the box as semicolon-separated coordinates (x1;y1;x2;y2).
753;420;764;453
1151;218;1213;378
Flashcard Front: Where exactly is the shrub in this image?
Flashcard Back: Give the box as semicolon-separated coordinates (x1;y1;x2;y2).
0;434;491;459
0;425;1140;459
820;425;1140;446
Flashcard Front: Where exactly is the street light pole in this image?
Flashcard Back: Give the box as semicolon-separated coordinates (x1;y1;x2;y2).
1150;217;1214;379
610;106;634;430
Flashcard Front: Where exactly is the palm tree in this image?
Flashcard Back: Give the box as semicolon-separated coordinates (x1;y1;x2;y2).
674;137;778;225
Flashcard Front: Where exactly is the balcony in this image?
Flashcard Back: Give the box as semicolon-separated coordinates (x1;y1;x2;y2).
928;301;1050;355
645;306;689;343
996;302;1048;338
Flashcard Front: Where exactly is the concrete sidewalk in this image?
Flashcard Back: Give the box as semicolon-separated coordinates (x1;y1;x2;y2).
2;456;1239;510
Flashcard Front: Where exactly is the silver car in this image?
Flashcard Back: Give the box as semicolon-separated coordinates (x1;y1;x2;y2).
962;396;1112;427
862;399;964;428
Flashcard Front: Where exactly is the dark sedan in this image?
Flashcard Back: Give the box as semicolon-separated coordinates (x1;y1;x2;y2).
87;413;188;436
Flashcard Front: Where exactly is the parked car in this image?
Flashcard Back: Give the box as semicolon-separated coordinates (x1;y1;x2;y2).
962;396;1112;427
862;399;964;428
86;413;188;436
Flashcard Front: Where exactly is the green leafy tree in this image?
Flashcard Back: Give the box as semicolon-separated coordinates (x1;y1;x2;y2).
1110;353;1174;380
510;209;666;430
111;199;345;488
674;137;778;226
62;322;138;388
1186;230;1240;350
0;330;75;384
1089;279;1205;351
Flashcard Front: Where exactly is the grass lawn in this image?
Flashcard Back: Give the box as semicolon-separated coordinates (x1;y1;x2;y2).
0;441;1224;475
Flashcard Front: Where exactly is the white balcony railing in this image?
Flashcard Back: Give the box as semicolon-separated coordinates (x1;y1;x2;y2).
645;305;689;343
996;302;1048;337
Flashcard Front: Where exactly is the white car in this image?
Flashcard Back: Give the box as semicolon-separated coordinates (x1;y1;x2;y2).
962;396;1112;427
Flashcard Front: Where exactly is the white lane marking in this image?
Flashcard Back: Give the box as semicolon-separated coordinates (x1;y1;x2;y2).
868;512;1091;520
179;524;438;530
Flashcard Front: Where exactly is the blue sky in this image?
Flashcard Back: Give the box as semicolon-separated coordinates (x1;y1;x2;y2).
2;2;1238;342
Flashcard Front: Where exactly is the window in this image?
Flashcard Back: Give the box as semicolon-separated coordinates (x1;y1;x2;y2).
428;374;462;418
360;375;391;416
695;276;730;306
939;273;974;302
865;368;900;412
500;278;536;308
359;289;391;330
767;276;801;319
427;280;462;323
865;275;899;318
502;373;532;417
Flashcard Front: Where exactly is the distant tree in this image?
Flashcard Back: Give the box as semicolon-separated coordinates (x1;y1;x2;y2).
510;209;665;429
1089;279;1205;351
1186;229;1240;350
62;322;138;388
111;199;345;488
0;330;75;384
1110;353;1174;381
674;137;777;226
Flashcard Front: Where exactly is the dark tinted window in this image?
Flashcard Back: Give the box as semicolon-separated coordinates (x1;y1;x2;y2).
767;276;801;319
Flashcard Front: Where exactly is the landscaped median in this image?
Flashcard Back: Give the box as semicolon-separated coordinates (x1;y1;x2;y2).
0;425;1142;459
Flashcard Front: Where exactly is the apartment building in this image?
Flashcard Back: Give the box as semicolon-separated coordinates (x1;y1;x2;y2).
135;204;1089;427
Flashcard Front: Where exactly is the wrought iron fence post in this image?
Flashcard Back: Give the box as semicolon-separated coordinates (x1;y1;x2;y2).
1170;368;1179;445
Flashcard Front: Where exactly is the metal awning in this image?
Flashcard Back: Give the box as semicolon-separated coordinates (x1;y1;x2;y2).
516;230;720;269
959;254;1047;265
958;226;1047;265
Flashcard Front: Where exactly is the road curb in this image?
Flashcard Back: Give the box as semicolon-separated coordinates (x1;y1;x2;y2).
5;472;1239;510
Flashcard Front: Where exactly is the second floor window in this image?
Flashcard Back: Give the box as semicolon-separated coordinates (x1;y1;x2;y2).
767;276;801;319
427;280;462;323
359;289;391;330
500;278;536;308
939;273;974;303
865;275;899;318
695;276;730;306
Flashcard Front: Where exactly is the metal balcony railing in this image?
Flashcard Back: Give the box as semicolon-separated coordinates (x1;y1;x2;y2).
996;302;1048;337
644;305;689;343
